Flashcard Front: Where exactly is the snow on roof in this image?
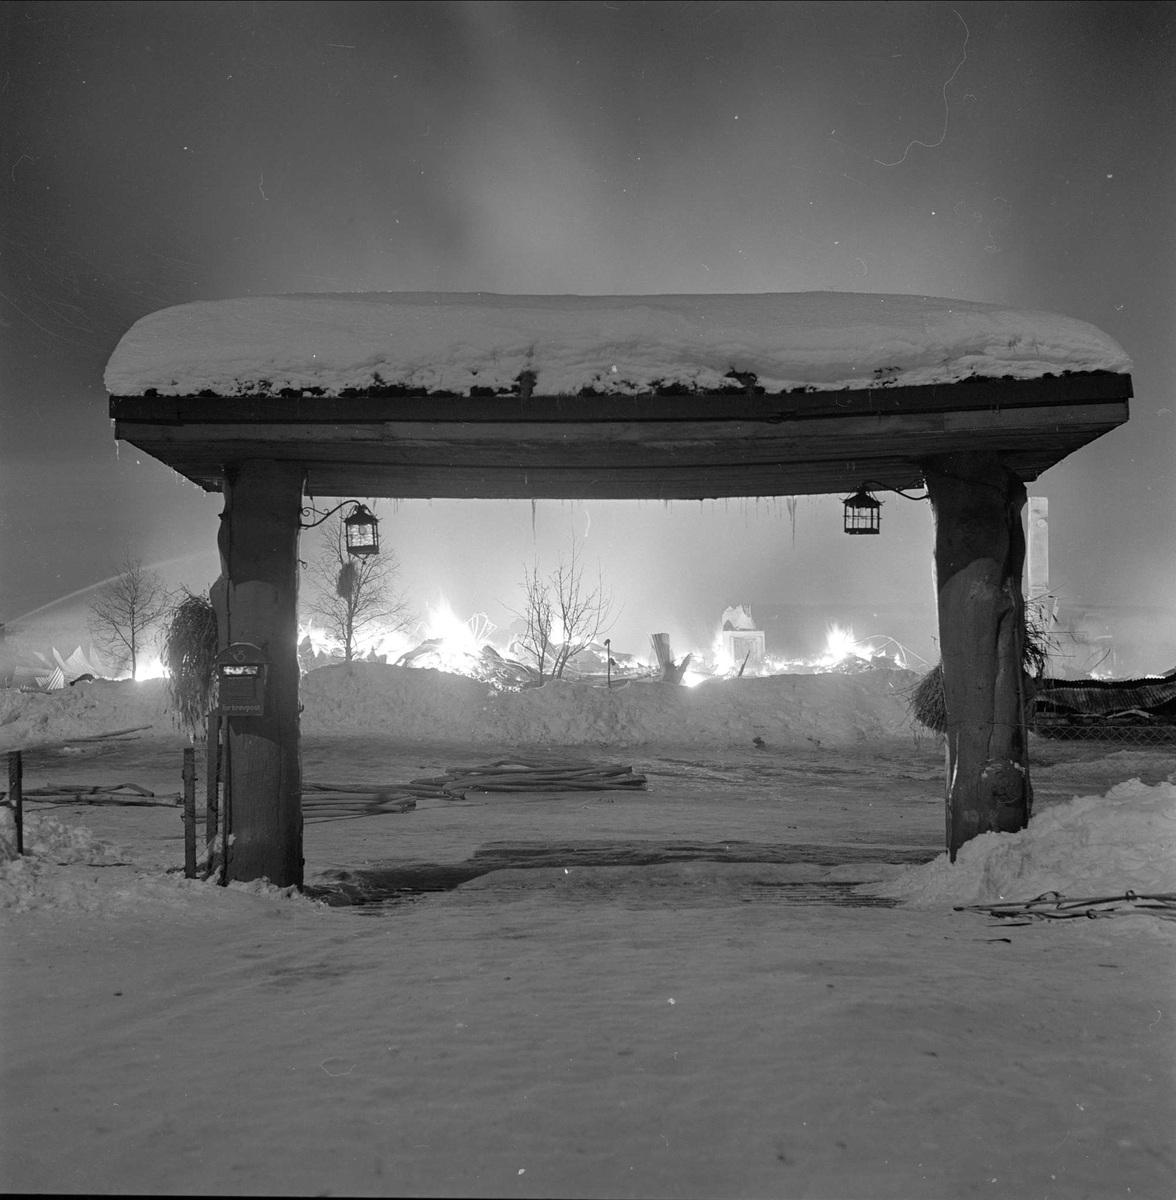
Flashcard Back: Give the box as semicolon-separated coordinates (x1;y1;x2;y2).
104;291;1132;399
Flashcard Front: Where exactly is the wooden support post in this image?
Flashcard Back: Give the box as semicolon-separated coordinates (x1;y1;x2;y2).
8;751;23;855
205;712;219;853
924;453;1032;860
216;459;305;887
182;747;197;879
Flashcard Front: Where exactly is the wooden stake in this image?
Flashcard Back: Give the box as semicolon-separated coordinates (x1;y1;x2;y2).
924;453;1032;860
204;712;219;862
217;459;305;887
182;747;197;879
8;751;22;855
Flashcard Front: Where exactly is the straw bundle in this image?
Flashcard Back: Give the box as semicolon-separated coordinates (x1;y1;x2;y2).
910;662;947;733
163;589;219;733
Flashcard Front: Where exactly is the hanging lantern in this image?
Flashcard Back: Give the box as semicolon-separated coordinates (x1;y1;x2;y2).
343;503;380;557
843;487;882;535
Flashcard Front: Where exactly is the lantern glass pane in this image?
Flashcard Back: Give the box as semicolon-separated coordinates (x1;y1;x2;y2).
345;525;377;556
344;505;380;557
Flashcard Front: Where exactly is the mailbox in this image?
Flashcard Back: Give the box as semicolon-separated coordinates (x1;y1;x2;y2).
216;643;271;716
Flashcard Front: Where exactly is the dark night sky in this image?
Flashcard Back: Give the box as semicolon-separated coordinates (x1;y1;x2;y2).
1;1;1173;658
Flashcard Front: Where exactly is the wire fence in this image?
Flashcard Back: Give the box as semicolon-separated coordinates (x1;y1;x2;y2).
1032;719;1176;747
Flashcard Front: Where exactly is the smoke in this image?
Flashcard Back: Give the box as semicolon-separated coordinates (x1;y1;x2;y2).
379;495;938;663
3;1;1171;647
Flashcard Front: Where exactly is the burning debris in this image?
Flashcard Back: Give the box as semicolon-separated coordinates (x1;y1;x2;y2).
295;595;923;696
395;641;533;689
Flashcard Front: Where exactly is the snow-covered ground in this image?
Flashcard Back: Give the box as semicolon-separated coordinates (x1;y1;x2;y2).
3;665;1174;909
2;667;1173;1198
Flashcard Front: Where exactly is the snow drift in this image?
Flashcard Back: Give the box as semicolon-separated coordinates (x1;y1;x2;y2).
865;779;1176;907
0;678;172;748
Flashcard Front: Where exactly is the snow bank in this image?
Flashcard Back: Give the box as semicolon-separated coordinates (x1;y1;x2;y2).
0;804;122;869
0;664;917;750
866;779;1176;908
0;678;172;749
300;662;918;747
104;291;1131;399
0;806;321;914
0;805;127;912
300;664;491;739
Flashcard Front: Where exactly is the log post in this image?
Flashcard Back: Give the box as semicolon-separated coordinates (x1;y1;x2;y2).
8;751;23;855
215;459;305;887
205;712;220;854
182;747;197;879
924;453;1032;860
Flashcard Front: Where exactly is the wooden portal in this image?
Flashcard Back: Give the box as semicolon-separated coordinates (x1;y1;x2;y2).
210;460;304;885
924;454;1031;859
108;299;1130;884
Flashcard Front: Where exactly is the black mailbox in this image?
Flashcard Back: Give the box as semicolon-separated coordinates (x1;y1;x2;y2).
216;643;271;716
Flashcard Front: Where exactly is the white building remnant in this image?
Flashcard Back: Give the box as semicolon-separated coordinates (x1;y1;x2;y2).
721;605;765;667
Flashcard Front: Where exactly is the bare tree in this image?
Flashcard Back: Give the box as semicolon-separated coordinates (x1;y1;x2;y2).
87;556;170;678
512;536;615;683
516;561;556;682
304;515;413;662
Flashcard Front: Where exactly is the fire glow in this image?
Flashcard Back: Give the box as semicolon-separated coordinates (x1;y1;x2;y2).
297;601;913;687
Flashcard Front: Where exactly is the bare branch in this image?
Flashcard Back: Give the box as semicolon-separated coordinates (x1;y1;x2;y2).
303;513;413;662
510;535;614;682
87;555;169;677
511;561;556;683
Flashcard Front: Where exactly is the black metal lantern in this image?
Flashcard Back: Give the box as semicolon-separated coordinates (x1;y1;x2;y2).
843;487;882;535
343;503;380;557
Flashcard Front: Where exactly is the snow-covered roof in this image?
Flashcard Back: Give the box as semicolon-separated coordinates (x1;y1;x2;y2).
104;291;1131;399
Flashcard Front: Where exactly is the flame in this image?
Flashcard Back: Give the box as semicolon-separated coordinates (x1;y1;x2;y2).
133;655;168;681
818;623;870;667
421;598;495;655
296;598;919;690
692;620;920;681
299;598;508;677
391;598;500;675
711;630;735;675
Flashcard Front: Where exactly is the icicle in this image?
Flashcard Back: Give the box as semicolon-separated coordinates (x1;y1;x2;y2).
531;498;536;541
787;496;798;547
